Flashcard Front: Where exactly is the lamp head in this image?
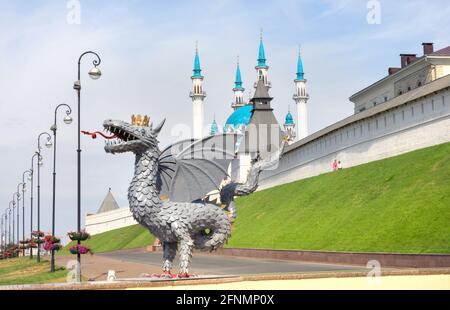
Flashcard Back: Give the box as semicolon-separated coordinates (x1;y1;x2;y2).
64;115;73;125
88;67;102;80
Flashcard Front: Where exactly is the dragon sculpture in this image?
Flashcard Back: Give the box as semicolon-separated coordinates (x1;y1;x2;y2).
99;115;286;277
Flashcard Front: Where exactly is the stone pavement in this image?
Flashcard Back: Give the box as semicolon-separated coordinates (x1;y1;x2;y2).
56;247;364;281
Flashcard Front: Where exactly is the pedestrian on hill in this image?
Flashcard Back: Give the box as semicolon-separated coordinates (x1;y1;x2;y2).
338;161;343;170
332;159;338;171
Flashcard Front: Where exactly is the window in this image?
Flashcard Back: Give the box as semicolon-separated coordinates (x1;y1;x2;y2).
373;102;377;107
402;110;405;120
393;113;396;124
417;81;422;87
411;106;414;116
384;96;388;102
432;99;435;111
407;86;411;92
421;103;424;114
376;119;379;129
398;90;403;95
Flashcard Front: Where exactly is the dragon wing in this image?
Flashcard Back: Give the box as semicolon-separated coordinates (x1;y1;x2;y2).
158;138;196;199
158;133;241;202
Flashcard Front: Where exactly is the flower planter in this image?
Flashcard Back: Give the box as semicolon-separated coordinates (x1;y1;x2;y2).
69;245;92;255
31;231;44;238
43;242;62;252
68;230;90;241
44;235;60;244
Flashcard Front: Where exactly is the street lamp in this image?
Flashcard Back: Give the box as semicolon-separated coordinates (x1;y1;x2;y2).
36;132;52;262
49;103;72;272
8;204;12;248
22;171;31;256
10;198;17;248
29;153;40;259
16;183;25;256
1;213;5;256
74;51;102;282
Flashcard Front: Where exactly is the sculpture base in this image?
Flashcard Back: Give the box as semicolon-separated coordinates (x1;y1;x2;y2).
114;274;236;283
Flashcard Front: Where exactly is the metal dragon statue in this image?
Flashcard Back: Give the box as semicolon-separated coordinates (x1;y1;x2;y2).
92;114;285;277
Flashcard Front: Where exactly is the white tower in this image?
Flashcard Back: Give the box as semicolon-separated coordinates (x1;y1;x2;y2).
284;108;296;145
232;57;246;110
254;31;271;89
293;48;309;140
190;44;206;139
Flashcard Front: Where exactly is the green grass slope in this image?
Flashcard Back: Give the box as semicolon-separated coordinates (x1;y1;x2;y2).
227;142;450;253
61;142;450;255
60;224;155;255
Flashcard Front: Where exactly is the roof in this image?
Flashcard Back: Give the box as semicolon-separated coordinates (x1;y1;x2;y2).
192;49;203;78
224;104;253;129
210;119;219;135
431;46;450;56
97;189;120;214
252;79;272;102
296;53;305;81
257;39;268;67
285;111;294;125
234;62;244;90
286;73;450;155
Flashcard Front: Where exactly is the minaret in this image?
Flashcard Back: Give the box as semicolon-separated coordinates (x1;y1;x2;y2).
254;31;271;89
190;43;206;139
284;107;296;145
293;47;309;140
210;118;219;135
232;57;246;110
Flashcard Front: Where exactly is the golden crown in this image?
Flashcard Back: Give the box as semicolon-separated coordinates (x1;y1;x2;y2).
131;114;150;127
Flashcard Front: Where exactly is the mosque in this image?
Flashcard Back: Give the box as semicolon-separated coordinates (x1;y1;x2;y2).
189;35;307;182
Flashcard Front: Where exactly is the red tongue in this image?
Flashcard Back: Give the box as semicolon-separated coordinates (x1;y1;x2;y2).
81;130;117;140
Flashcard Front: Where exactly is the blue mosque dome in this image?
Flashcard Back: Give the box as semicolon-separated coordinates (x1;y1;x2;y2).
285;111;294;125
224;104;253;132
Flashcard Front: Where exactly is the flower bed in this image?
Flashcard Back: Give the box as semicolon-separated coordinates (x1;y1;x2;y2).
68;230;90;241
69;244;92;255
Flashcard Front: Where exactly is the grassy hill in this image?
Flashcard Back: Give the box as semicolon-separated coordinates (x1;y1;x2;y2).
62;142;450;254
228;142;450;253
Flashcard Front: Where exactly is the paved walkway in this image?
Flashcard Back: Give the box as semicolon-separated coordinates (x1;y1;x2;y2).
131;275;450;290
57;248;365;281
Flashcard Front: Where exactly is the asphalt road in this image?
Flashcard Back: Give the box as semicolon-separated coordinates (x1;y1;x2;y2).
100;249;364;276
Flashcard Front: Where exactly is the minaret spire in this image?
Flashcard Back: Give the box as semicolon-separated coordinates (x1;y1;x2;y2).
293;45;309;140
232;56;246;110
190;42;206;139
255;29;271;89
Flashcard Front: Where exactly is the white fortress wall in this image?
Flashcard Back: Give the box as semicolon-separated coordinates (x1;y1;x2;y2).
85;207;137;236
259;80;450;190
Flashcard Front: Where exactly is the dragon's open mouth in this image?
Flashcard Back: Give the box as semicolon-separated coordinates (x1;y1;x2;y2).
103;124;138;145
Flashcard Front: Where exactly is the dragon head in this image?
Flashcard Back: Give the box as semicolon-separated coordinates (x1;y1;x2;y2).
103;116;165;154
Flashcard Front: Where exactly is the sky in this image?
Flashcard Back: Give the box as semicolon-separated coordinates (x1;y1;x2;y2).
1;0;449;240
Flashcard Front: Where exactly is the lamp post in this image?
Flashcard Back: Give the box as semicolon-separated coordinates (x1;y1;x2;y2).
74;51;102;282
10;198;16;248
16;183;24;256
49;103;73;272
22;171;32;257
8;204;12;247
29;153;40;259
1;213;4;256
36;132;52;262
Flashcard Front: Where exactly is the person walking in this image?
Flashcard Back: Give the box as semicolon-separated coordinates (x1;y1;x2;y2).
337;160;343;170
332;159;338;171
